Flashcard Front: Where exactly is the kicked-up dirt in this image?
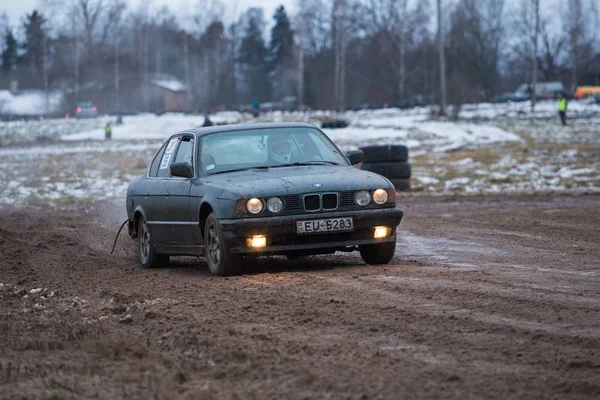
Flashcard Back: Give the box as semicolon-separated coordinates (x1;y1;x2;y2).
0;192;599;399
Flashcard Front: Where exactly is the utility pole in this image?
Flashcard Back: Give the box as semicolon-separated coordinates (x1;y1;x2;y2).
42;29;48;113
74;38;80;104
114;37;120;110
183;33;193;109
437;0;447;116
531;0;540;111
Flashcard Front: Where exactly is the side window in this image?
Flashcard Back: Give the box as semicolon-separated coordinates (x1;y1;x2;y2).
156;136;181;178
149;142;168;177
174;137;194;167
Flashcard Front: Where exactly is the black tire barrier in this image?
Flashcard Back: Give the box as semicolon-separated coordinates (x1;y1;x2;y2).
321;119;349;129
388;178;411;192
359;144;409;163
360;161;412;179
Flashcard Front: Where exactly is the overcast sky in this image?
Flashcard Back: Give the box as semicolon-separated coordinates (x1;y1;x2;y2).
2;0;296;26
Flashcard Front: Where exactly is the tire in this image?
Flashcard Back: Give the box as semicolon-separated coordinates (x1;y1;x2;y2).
361;162;412;179
322;119;349;130
359;239;396;265
360;144;409;163
204;213;242;276
389;178;411;192
335;119;349;128
138;217;169;268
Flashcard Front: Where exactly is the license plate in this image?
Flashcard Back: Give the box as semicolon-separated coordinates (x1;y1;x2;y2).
296;217;354;234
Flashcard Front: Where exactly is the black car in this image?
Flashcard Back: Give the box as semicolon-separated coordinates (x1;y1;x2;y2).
126;122;404;275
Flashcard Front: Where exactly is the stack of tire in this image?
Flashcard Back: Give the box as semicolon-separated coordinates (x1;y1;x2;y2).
359;144;411;191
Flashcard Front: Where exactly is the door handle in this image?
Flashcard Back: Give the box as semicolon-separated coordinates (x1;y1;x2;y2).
144;191;149;197
165;190;170;196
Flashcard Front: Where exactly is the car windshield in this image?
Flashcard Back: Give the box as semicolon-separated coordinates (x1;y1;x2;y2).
201;127;348;175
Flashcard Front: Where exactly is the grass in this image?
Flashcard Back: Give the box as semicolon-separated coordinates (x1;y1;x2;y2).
409;118;600;192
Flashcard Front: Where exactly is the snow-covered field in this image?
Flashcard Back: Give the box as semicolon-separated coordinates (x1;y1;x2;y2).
0;100;598;205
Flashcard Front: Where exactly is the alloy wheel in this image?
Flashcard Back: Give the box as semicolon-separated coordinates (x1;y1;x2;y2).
139;220;150;263
206;222;220;267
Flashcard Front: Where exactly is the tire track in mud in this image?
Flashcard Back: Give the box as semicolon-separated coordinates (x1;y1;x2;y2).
1;193;599;399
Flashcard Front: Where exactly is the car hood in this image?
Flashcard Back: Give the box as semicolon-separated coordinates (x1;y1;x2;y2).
203;165;391;198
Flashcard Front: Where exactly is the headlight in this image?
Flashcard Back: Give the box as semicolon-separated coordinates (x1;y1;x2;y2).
266;197;283;213
372;188;388;205
355;190;370;206
246;198;264;214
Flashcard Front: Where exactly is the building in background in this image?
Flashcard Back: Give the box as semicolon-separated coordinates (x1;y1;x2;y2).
149;76;191;113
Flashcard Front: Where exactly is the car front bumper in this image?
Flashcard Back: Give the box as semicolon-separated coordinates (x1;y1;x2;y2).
219;207;403;255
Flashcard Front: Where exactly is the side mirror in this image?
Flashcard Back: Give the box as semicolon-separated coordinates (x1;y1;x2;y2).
346;150;364;166
170;162;194;178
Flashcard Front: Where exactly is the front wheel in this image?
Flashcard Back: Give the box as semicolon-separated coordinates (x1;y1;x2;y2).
138;217;169;268
204;213;242;276
359;240;396;265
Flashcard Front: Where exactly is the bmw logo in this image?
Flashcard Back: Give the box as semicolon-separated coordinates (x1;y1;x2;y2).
314;183;323;188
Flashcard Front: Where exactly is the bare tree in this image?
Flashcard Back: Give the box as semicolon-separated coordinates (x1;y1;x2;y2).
437;0;447;115
295;0;309;108
538;14;565;81
333;0;348;111
70;0;126;50
512;0;540;98
367;0;410;104
565;0;583;92
531;0;539;110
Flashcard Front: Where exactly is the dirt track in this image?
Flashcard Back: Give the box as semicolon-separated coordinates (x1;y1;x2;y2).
1;193;599;399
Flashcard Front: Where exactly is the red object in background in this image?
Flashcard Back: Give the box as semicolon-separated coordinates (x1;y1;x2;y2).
76;107;82;112
92;106;97;111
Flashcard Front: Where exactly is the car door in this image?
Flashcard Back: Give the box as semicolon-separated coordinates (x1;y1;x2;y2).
149;134;195;248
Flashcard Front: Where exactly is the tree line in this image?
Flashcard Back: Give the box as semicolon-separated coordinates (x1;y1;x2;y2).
0;0;599;113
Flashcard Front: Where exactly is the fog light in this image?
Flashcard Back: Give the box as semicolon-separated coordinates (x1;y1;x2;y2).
374;226;391;239
247;235;267;248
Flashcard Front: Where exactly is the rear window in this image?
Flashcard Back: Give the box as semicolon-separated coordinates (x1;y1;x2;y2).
156;136;181;178
149;142;168;177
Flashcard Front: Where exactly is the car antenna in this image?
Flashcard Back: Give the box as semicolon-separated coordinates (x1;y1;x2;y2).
110;219;130;255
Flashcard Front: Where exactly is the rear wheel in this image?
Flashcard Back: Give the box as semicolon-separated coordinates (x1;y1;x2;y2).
138;217;169;268
359;240;396;265
204;213;242;276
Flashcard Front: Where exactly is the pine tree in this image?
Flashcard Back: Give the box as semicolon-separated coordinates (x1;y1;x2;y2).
269;6;294;70
1;28;18;72
238;11;272;102
22;10;47;83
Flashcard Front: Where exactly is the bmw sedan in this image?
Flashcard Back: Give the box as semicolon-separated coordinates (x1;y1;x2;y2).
126;122;404;275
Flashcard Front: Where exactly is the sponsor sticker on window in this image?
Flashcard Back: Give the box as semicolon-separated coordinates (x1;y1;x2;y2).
160;154;172;169
165;137;180;154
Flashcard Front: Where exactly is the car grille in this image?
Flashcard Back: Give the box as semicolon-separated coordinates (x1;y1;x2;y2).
340;192;355;207
282;191;367;213
322;193;338;210
283;195;302;211
304;194;321;211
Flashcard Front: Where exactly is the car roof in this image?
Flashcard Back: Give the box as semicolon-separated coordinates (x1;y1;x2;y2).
188;122;318;137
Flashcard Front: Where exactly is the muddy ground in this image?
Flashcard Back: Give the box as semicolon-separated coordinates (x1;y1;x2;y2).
1;192;599;399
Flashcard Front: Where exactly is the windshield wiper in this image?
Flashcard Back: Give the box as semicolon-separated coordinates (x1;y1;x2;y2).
209;166;270;175
275;160;341;167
